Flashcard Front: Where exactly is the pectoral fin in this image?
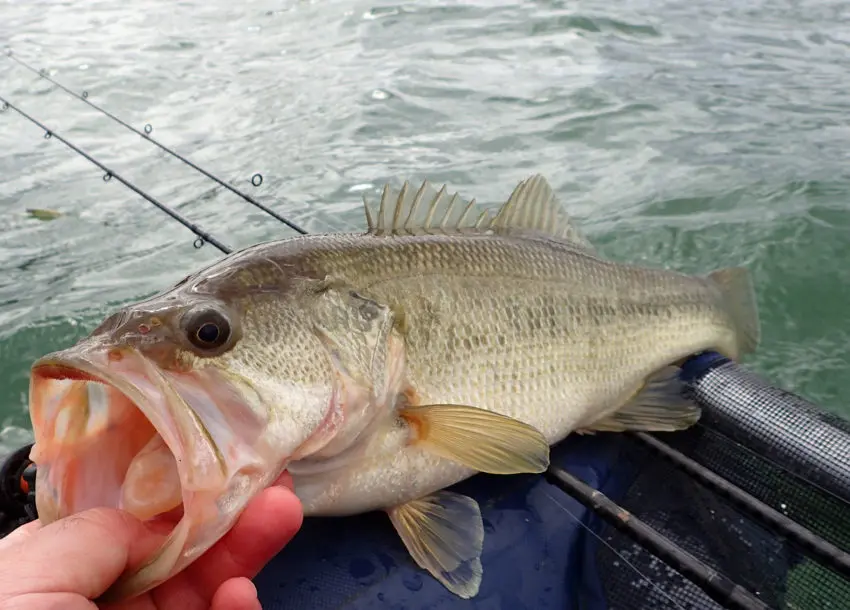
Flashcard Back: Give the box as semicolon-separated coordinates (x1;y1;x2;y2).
400;404;550;474
387;491;484;599
582;366;701;432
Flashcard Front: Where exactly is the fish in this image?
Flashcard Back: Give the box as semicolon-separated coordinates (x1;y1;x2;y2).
26;174;760;601
26;208;63;221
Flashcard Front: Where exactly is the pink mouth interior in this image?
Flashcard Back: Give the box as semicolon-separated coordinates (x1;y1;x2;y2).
30;364;185;533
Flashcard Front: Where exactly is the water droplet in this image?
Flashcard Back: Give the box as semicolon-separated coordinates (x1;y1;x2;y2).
377;593;385;601
371;89;390;100
527;506;543;523
402;572;423;591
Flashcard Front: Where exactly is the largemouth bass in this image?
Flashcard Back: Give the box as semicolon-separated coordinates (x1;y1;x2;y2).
27;175;759;601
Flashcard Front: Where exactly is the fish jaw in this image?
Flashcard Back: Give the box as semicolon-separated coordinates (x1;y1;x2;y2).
28;344;281;601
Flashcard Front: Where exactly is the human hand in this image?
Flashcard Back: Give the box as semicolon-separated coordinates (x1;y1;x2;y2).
0;472;303;610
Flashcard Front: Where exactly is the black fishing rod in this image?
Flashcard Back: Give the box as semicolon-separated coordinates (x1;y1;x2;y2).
0;95;233;255
544;466;770;610
3;48;308;236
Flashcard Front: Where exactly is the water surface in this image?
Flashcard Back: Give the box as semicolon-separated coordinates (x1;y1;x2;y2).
1;0;850;452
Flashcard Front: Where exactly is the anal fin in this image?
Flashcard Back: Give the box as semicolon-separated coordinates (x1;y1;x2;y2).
584;366;701;433
387;491;484;599
400;404;550;474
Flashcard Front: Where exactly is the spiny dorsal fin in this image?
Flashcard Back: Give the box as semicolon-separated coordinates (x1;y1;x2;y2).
363;175;595;254
363;180;493;237
487;174;596;253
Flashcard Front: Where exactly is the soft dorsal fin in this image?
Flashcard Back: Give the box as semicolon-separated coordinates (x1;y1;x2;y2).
363;180;493;237
487;174;596;253
363;175;595;253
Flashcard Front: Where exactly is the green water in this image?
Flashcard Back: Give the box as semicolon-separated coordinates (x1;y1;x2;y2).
1;0;850;460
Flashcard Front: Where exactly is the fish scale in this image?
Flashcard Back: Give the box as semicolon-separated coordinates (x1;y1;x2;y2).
289;233;739;511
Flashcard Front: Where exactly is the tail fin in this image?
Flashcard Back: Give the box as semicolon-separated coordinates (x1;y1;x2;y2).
706;267;760;356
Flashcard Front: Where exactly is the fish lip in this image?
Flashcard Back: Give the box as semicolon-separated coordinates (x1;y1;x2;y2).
30;344;230;490
32;352;172;444
27;344;265;600
29;346;210;519
30;345;211;482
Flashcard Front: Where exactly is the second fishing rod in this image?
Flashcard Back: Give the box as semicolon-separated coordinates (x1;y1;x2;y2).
3;47;308;235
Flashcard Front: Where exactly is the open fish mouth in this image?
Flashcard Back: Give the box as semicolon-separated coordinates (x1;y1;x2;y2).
28;345;272;600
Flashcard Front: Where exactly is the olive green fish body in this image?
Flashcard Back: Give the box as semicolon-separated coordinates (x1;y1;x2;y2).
28;175;759;601
267;230;747;515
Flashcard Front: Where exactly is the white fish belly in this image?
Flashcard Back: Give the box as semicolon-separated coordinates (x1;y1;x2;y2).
294;380;629;516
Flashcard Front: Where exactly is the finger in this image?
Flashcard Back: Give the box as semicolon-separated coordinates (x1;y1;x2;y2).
0;591;95;610
0;508;164;601
210;577;261;610
271;469;294;489
0;518;44;553
187;484;303;591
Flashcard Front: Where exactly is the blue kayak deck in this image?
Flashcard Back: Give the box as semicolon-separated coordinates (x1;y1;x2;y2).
255;434;626;610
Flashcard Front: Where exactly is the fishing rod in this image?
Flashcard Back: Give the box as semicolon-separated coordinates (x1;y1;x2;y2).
0;95;232;254
0;83;843;608
3;48;308;236
544;466;770;610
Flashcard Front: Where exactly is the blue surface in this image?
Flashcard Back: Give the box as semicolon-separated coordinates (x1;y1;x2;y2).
678;351;729;384
255;433;638;610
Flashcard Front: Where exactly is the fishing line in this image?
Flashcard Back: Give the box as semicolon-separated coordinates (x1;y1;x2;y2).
543;470;769;610
0;94;233;254
539;486;690;610
3;48;308;236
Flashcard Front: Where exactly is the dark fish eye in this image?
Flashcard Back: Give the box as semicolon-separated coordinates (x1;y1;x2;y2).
186;309;231;350
196;322;220;344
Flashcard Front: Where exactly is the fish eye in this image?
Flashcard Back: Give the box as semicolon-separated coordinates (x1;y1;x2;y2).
185;308;232;351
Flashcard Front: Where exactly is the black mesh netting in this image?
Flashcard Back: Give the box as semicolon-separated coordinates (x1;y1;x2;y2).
593;378;850;610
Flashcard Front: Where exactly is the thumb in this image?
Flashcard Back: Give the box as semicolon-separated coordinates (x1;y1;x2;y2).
0;508;165;601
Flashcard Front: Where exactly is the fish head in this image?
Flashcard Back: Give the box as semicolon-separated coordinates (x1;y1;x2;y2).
25;250;386;600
